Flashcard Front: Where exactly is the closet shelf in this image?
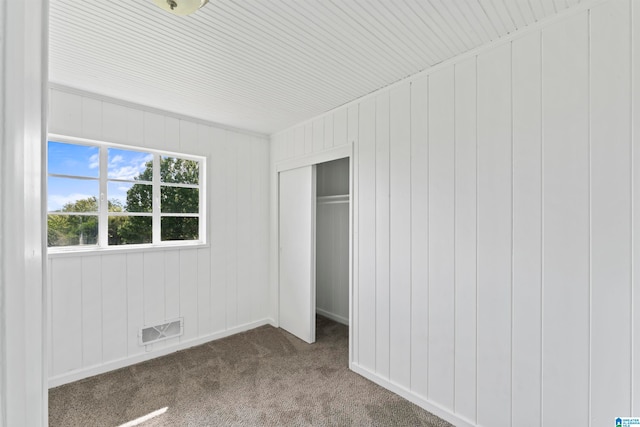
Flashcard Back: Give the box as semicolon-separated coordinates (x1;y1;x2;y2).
317;194;350;204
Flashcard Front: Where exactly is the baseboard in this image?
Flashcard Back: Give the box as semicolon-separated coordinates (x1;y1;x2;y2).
316;308;349;326
350;363;476;427
48;318;274;388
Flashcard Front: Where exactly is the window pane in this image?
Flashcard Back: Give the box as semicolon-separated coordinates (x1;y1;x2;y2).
161;187;199;213
161;217;199;241
48;141;99;178
47;214;98;247
108;148;153;181
47;177;99;212
108;182;152;213
160;157;199;184
109;216;152;245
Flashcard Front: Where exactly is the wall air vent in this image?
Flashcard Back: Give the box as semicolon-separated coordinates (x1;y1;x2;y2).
139;318;183;345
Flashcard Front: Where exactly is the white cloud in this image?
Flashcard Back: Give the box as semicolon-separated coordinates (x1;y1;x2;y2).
109;155;124;166
48;193;94;212
89;153;99;169
109;165;145;181
108;153;152;181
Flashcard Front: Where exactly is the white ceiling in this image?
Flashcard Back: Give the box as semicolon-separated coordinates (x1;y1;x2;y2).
50;0;586;135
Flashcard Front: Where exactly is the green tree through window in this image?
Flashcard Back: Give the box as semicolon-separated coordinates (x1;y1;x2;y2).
119;157;200;243
47;197;123;246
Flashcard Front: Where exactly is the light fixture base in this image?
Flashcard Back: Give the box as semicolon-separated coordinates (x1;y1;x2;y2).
152;0;209;16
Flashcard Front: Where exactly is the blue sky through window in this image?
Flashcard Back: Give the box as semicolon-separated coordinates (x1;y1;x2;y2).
48;141;152;211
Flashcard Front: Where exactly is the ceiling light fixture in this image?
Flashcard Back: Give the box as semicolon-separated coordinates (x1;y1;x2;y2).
152;0;209;16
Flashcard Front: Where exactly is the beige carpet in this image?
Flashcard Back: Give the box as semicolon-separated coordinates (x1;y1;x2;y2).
49;316;453;426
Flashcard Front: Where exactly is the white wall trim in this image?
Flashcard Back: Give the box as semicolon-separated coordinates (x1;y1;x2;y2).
49;318;275;388
1;0;48;425
276;144;352;172
316;308;349;326
49;83;269;140
350;364;476;427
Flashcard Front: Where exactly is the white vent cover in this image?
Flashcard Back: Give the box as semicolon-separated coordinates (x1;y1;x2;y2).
139;318;183;345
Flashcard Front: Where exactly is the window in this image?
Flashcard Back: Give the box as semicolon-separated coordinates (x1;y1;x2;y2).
47;137;205;250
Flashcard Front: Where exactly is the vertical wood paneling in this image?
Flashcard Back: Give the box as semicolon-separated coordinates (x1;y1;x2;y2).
511;31;542;427
179;250;199;341
410;76;429;398
358;97;376;371
427;68;455;409
143;251;166;350
389;82;412;388
225;135;239;328
163;117;179;152
286;129;295;160
313;118;324;153
542;13;590;426
453;56;477;422
265;4;637;426
48;259;54;374
375;91;391;378
294;126;305;158
177;119;197;154
349;103;360;364
305;122;313;154
454;58;477;420
164;250;181;347
81;97;102;140
324;115;334;149
590;1;632;424
102;102;129;144
210;128;228;333
236;137;253;325
81;256;102;367
49;89;82;136
126;108;144;146
633;0;640;415
476;43;512;427
143;112;165;149
51;257;82;375
252;139;271;319
334;108;347;147
126;252;144;356
272;133;283;163
197;248;212;333
101;254;127;362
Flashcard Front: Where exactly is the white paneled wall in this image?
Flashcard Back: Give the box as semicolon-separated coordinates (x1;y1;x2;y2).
48;87;270;387
271;1;639;425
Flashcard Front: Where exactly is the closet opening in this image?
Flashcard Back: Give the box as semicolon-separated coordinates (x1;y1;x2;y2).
277;149;352;358
315;158;350;340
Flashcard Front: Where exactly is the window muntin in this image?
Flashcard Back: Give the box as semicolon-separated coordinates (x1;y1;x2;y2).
47;137;205;250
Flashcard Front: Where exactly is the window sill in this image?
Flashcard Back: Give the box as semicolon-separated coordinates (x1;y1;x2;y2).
47;241;209;258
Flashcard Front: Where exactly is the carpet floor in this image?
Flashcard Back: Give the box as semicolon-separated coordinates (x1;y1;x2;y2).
49;316;453;426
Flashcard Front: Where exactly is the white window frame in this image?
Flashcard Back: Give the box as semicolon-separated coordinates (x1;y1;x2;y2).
47;134;206;252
